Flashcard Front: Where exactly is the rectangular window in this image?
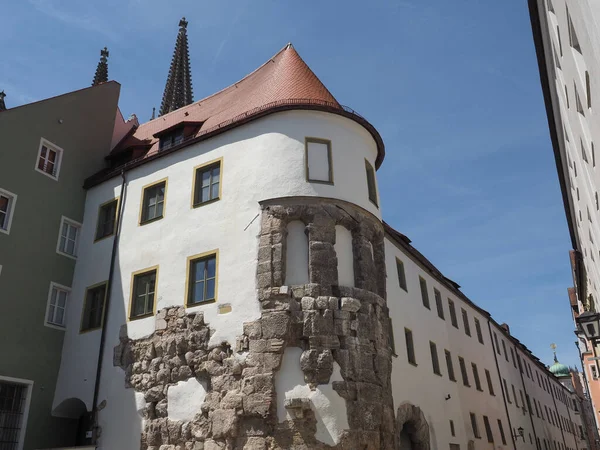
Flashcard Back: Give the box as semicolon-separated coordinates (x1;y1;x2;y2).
187;252;218;305
193;160;222;207
0;189;17;234
470;413;480;439
365;160;378;206
140;180;167;224
461;308;470;336
450;420;455;437
498;420;507;445
419;277;430;309
396;258;407;291
305;138;333;184
81;282;107;332
503;379;511;403
520;390;526;411
483;416;494;443
0;379;31;449
474;318;483;344
535;399;540;417
434;288;444;319
510;348;516;368
405;328;416;365
430;341;441;375
56;217;81;258
512;384;519;407
459;357;469;386
448;299;458;328
485;369;495;395
159;127;184;151
130;268;157;320
494;332;501;354
35;139;63;179
502;340;508;361
46;283;69;328
95;198;118;241
472;363;482;391
445;350;456;381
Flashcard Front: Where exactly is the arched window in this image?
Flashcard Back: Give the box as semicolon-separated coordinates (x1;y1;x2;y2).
334;225;354;287
284;221;309;285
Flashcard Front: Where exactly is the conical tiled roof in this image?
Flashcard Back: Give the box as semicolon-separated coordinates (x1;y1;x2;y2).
89;43;384;187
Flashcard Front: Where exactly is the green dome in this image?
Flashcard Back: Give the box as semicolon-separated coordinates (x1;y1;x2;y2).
549;361;570;377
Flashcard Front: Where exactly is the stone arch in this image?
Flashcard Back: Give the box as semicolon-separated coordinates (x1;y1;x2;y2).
396;403;431;450
52;397;88;419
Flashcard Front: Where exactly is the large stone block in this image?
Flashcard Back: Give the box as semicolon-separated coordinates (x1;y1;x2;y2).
210;409;238;439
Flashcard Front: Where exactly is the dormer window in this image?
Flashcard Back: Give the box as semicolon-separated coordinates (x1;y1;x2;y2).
159;128;184;151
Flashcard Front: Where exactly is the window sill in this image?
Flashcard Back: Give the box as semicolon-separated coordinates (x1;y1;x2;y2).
56;250;77;261
369;198;379;209
140;215;164;226
476;388;483;392
94;232;115;243
35;167;60;181
129;312;155;322
408;361;418;368
192;197;220;209
79;326;102;334
44;322;66;331
0;227;10;235
307;179;334;186
434;372;442;377
449;378;457;383
186;299;217;309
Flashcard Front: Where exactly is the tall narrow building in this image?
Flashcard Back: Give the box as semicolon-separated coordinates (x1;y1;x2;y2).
529;0;600;439
159;17;193;116
92;47;109;86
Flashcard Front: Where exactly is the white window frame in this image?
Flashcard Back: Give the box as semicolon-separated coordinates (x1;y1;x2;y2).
0;375;34;450
45;282;70;330
0;188;17;235
56;216;82;260
34;138;64;181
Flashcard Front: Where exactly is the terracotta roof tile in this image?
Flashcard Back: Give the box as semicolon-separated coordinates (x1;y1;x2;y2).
89;44;384;187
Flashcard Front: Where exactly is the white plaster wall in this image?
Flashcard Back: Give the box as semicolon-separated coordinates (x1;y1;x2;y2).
334;225;354;287
167;378;207;422
285;220;309;286
52;110;381;445
275;347;349;446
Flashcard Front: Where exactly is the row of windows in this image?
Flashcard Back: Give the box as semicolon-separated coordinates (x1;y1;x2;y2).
404;329;496;396
42;250;218;332
468;413;507;445
396;259;484;344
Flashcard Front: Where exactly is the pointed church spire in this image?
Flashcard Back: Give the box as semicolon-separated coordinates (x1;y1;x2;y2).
151;107;156;120
0;91;6;112
92;47;109;86
159;17;193;116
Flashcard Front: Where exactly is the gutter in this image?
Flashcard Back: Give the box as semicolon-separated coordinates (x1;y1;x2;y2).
488;320;517;450
91;170;127;444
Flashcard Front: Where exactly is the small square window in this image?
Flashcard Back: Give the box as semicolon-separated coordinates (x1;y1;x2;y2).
193;160;222;207
0;188;17;235
130;268;157;320
396;258;407;291
365;160;378;206
35;139;63;180
95;198;119;241
305;138;333;184
46;282;70;328
81;282;107;332
187;252;218;306
56;217;81;259
140;180;167;224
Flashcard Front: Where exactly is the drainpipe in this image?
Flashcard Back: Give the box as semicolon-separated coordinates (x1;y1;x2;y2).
91;170;127;444
515;344;540;449
487;320;517;450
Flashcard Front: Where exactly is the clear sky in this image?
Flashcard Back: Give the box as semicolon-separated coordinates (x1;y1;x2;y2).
2;0;580;368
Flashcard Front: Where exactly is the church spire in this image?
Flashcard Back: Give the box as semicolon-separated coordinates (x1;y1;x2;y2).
0;91;6;111
159;17;193;116
92;47;109;86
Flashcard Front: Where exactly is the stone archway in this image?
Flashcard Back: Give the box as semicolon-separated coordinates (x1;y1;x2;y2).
396;403;431;450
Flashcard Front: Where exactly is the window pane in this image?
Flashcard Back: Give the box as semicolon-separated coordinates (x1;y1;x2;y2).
68;225;77;240
50;289;58;306
201;186;210;203
46;160;55;174
206;279;216;300
147;204;156;220
57;291;67;307
60;236;67;252
211;182;219;199
201;170;211;187
47;304;55;323
40;146;47;158
134;296;146;316
157;186;165;202
156;202;164;218
55;307;64;325
194;281;205;303
212;166;220;181
147;292;155;313
0;196;8;213
66;239;75;255
48;149;56;162
207;257;216;278
194;261;205;282
62;223;69;238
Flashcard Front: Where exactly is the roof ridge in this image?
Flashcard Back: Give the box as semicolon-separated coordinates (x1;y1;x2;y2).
140;43;294;128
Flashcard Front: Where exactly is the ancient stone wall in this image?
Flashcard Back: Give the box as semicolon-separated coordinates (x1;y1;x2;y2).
112;197;395;449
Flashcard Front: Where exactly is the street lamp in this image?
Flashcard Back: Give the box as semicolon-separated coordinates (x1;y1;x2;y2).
512;427;525;441
576;311;600;341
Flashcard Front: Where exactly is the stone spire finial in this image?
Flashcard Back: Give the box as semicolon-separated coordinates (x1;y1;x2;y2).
92;47;109;86
151;107;156;120
0;91;6;112
159;17;194;116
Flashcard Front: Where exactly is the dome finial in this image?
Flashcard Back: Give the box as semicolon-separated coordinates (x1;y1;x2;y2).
550;343;558;363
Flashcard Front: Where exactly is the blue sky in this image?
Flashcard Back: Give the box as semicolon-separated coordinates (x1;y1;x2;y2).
2;0;580;368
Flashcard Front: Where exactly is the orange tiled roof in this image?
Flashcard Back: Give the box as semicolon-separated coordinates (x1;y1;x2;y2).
87;44;384;187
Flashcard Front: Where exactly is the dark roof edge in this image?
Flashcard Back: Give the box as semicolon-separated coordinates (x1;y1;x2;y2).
527;0;578;250
384;220;574;390
84;100;385;189
0;81;121;115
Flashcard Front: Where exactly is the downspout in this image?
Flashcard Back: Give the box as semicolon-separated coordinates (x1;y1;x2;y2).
515;344;540;449
548;374;568;450
91;170;127;444
488;320;517;450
